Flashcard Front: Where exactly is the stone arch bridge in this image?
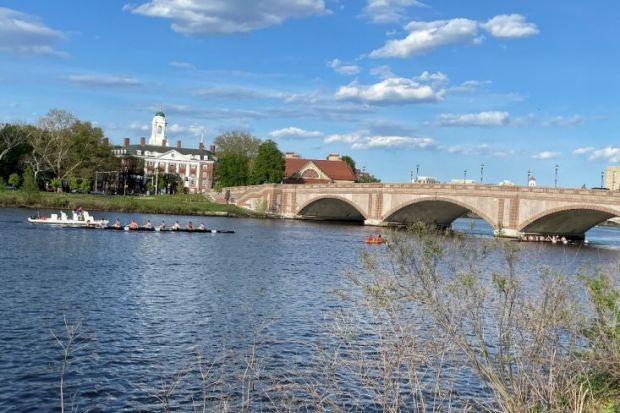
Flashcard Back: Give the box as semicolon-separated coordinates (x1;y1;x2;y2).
225;183;620;239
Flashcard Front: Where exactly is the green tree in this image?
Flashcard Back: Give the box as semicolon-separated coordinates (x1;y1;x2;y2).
213;131;261;159
80;178;91;193
22;166;37;192
215;153;250;188
8;172;20;187
358;172;381;183
50;177;61;192
340;155;356;172
69;176;80;192
250;140;284;184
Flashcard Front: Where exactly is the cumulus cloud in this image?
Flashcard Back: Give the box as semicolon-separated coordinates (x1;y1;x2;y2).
436;111;510;127
574;146;620;163
326;59;361;75
481;14;539;38
269;127;323;139
335;72;446;104
125;0;328;34
128;122;149;132
532;151;560;160
65;74;143;88
370;14;538;58
0;7;68;57
325;131;435;150
363;0;426;24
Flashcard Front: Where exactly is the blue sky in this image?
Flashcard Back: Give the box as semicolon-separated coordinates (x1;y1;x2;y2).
0;0;618;187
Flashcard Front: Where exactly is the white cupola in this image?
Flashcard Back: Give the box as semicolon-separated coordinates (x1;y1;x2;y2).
149;111;167;146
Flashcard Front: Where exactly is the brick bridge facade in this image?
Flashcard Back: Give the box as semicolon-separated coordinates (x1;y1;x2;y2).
225;183;620;239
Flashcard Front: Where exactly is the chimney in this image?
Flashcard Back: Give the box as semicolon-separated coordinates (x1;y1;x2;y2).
177;140;182;149
327;153;340;161
123;138;130;147
102;137;109;146
140;137;146;146
162;139;167;147
209;144;216;154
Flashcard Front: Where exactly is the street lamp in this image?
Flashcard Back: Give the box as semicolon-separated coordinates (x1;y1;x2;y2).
554;164;559;188
601;171;605;188
480;163;485;184
416;163;420;181
527;169;531;186
410;170;413;183
463;169;467;184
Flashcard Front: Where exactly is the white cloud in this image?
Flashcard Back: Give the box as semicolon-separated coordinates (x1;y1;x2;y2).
169;60;196;69
125;0;328;34
370;14;538;58
269;127;323;139
482;14;539;38
541;114;584;127
370;65;394;79
574;146;620;163
128;122;149;132
325;131;435;150
65;74;143;88
532;151;560;160
335;72;446;104
363;0;426;24
436;111;510;127
327;59;361;75
445;143;515;157
448;79;491;93
0;7;68;57
573;147;594;155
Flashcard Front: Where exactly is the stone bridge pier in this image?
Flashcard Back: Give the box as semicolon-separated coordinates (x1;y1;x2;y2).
225;183;620;239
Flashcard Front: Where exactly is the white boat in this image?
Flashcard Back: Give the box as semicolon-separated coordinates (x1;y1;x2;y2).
27;210;109;227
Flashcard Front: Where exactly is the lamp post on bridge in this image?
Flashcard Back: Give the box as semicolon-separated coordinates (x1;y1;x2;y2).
416;163;419;181
480;163;484;184
601;171;605;188
527;169;531;186
554;164;559;188
463;170;467;184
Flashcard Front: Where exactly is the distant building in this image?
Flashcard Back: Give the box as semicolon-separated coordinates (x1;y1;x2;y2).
283;152;356;184
605;166;620;190
450;178;475;184
528;176;537;187
414;176;440;184
113;111;216;193
499;180;515;186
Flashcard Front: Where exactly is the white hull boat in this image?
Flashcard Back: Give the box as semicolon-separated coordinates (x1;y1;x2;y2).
27;210;109;227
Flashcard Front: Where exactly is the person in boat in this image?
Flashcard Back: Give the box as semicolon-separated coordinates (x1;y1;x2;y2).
112;219;121;229
367;235;374;242
129;219;139;230
143;220;152;229
186;221;194;230
376;234;383;243
198;223;205;231
158;221;166;230
171;220;180;230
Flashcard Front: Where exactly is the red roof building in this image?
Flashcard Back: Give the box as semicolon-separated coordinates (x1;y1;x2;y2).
283;153;357;184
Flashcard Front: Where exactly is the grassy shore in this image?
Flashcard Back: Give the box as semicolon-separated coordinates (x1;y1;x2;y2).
0;190;262;218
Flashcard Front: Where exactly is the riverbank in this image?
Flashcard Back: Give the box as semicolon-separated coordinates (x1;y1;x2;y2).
0;190;262;218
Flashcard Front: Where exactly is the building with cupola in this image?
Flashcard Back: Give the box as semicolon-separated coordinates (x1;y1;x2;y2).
113;111;216;193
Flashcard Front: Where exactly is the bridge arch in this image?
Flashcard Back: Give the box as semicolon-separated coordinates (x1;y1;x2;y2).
296;195;367;222
518;205;619;238
381;196;497;229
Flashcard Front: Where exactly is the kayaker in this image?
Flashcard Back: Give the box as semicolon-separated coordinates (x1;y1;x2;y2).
143;220;152;229
377;234;383;243
367;235;373;242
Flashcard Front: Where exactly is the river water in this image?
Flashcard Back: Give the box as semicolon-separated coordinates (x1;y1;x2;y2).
1;207;619;412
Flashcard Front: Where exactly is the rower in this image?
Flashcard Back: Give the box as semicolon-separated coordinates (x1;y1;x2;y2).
158;221;166;230
186;221;194;230
198;223;205;230
143;220;152;229
112;219;121;229
129;219;139;230
171;221;180;230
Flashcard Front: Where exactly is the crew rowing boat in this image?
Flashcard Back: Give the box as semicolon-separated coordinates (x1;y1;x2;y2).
96;226;235;233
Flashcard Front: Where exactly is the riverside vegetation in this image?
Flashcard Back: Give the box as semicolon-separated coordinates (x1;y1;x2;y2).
50;224;619;412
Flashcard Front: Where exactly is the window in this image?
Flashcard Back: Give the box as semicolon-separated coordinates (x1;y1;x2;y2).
301;169;319;179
